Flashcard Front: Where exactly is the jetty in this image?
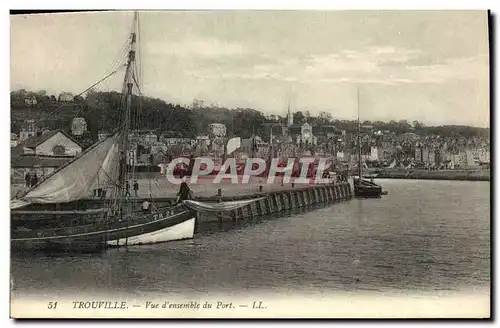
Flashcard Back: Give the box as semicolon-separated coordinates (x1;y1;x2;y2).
90;176;354;226
12;176;353;230
186;180;353;228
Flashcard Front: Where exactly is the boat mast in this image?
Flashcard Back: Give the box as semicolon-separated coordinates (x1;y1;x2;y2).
119;12;138;213
357;87;362;179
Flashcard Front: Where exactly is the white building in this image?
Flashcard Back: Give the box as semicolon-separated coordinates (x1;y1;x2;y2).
369;146;379;161
11;133;19;147
143;132;158;145
208;123;227;138
19;130;36;143
470;148;490;164
71;117;88;136
23;130;83;156
288;122;317;146
58;92;74;102
129;131;158;146
196;135;210;146
127;147;138;166
454;148;491;168
415;147;423;162
18;119;38;143
24;96;37;106
163;138;194;147
300;122;317;145
421;148;436;166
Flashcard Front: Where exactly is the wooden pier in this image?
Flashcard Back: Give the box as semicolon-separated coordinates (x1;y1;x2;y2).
11;177;353;230
193;181;353;226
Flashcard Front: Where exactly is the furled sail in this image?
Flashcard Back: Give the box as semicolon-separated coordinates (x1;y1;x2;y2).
13;134;121;206
182;197;265;213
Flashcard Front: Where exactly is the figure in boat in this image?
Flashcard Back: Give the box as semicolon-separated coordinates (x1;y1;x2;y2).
176;182;193;204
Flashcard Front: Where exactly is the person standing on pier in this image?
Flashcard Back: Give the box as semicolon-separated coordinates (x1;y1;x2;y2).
24;171;31;188
176;182;193;204
30;172;38;188
133;179;139;197
125;180;131;198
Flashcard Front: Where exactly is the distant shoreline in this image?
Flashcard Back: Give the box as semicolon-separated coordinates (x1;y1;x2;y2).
373;169;490;182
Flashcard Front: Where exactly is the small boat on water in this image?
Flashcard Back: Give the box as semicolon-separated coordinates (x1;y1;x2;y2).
353;177;384;198
352;88;386;199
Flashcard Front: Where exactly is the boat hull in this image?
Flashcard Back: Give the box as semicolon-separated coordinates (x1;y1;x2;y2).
354;187;383;198
353;178;384;198
11;205;196;253
11;209;106;231
106;217;195;247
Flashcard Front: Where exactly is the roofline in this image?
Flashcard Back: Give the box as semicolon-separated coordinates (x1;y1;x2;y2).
54;129;85;148
12;164;65;168
30;129;84;149
15;154;75;159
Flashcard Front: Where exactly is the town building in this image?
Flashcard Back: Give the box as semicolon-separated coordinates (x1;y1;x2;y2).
414;146;423;162
369;146;379;161
71;117;88;136
162;138;194;147
151;142;169;154
421;148;436;167
11;156;72;186
24;96;37;106
126;143;138;166
237;135;269;157
129;131;158;146
21;130;83;156
287;122;317;147
11;133;19;147
208;123;227;138
18;119;38;143
196;135;210;145
211;136;226;153
58;92;74;102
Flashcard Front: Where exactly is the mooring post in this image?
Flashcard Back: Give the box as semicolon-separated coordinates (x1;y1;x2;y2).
217;190;222;224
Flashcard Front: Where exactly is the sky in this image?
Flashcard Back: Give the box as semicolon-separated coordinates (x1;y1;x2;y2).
10;10;490;127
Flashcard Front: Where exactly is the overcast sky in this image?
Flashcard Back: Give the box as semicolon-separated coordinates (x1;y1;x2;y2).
10;10;489;127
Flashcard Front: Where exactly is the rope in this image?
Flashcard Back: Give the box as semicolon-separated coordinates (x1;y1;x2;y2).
34;65;127;126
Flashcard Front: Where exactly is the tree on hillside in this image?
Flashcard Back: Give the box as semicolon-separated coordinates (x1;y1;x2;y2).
232;108;266;138
293;111;305;124
10;89;490;142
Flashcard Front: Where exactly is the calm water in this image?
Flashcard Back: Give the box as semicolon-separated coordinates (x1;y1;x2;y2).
11;179;490;297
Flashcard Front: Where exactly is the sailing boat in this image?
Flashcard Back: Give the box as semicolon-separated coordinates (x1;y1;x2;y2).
352;88;385;198
10;12;256;252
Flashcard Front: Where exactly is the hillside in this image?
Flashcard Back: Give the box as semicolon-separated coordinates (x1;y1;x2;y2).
10;90;490;141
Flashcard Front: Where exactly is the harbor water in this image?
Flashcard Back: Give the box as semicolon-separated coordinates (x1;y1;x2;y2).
11;179;490;298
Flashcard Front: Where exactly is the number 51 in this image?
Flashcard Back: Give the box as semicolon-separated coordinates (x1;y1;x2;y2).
48;301;58;309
